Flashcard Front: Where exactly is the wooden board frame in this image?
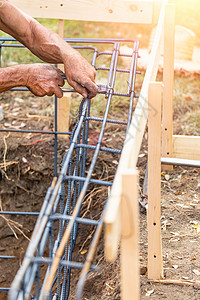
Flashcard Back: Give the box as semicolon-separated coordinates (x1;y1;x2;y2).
57;19;70;138
162;4;175;170
161;5;200;163
148;82;163;280
104;1;166;262
12;0;164;24
104;0;199;290
121;169;139;300
172;135;200;160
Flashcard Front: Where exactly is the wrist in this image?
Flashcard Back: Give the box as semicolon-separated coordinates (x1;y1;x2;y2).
0;64;29;91
59;41;78;63
10;64;29;86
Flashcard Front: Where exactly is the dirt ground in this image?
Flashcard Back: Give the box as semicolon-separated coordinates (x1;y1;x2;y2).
0;71;200;300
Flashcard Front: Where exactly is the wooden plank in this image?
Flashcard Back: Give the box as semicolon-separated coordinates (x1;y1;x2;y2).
11;0;157;23
57;19;70;138
57;93;70;137
104;199;121;262
162;4;175;170
172;135;200;160
121;169;139;300
152;0;165;25
58;19;65;37
148;82;163;280
104;2;165;261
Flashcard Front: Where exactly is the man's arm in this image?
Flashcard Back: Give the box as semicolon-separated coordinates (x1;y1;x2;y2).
0;64;65;98
0;0;98;98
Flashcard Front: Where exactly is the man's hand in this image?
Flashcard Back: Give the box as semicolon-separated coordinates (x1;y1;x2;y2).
26;64;65;98
0;63;65;97
63;49;98;99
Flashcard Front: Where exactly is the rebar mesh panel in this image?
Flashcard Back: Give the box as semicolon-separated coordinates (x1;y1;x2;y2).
0;37;139;300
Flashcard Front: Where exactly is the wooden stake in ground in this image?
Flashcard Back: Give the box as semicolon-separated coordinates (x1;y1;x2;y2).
57;19;71;138
162;4;175;170
148;82;163;280
121;169;139;300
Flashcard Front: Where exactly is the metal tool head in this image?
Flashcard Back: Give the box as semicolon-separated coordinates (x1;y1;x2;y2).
97;83;108;94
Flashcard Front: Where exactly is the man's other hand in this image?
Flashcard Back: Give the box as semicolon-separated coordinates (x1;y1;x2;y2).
26;64;65;98
63;49;98;99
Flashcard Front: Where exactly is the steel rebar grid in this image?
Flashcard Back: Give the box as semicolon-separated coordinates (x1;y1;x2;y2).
0;37;139;299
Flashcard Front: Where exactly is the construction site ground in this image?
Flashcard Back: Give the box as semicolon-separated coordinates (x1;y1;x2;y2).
0;68;199;299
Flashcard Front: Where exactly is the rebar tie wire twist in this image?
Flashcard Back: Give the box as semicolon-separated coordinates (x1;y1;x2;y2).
0;37;139;300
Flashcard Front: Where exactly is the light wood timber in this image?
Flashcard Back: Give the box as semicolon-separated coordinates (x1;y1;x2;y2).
104;198;121;262
57;19;70;138
104;3;165;262
11;0;158;23
57;91;71;137
121;169;139;300
172;135;200;160
162;4;175;170
148;82;163;280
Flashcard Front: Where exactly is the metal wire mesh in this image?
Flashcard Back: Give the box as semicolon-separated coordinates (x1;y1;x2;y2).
0;37;139;300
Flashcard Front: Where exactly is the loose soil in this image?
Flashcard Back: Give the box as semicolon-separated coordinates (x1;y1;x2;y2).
0;71;200;300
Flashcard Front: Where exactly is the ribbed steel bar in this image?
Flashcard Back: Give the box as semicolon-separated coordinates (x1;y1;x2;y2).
49;214;99;226
86;116;127;125
0;37;136;43
0;211;39;216
8;87;140;98
161;157;200;168
63;175;112;186
0;255;15;259
74;144;121;154
126;40;139;133
29;257;98;272
0;128;72;135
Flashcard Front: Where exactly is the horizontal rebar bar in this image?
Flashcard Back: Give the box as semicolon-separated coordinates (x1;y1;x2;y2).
74;143;121;154
0;211;39;216
161;157;200;168
64;175;112;186
0;288;10;292
86;116;127;125
0;255;15;259
96;66;140;74
0;128;71;135
0;37;137;43
8;87;140;98
29;257;98;271
49;214;99;226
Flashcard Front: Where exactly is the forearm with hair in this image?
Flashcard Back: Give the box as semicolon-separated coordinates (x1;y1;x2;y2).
28;19;74;63
0;65;28;92
0;0;73;64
